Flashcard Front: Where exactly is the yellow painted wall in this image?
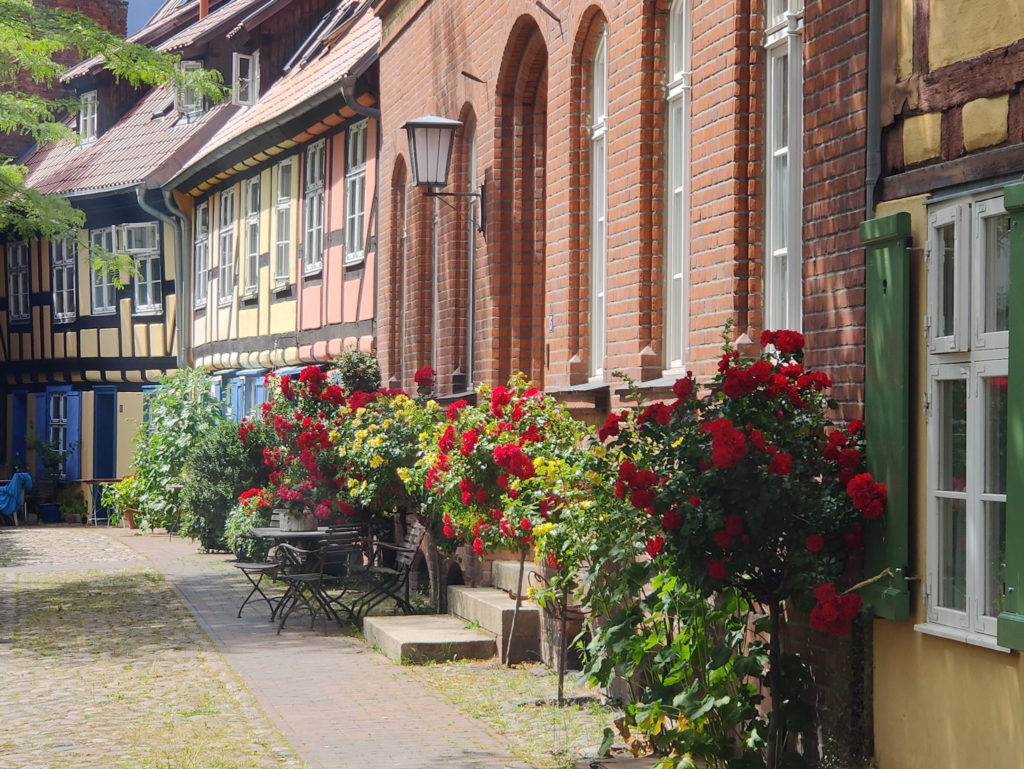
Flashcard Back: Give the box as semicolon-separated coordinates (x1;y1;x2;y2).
872;196;1024;769
929;0;1024;70
896;0;913;80
117;392;144;474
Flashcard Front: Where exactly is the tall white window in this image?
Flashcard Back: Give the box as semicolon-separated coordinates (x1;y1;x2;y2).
244;177;260;294
51;237;76;323
79;91;98;143
764;1;803;331
218;188;236;303
923;194;1009;644
120;223;161;314
665;0;691;369
274;158;293;285
90;227;116;314
589;31;608;378
232;51;259;106
175;60;205;121
7;242;30;322
344;122;367;265
303;140;325;273
194;201;210;307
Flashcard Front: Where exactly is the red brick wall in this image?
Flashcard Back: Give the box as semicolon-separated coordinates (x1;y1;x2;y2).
375;0;868;411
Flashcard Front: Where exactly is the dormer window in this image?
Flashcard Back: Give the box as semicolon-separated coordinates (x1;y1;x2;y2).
79;91;98;143
232;52;259;106
175;60;205;121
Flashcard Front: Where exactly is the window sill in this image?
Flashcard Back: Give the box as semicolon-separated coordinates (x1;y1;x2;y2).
194;300;207;311
92;307;116;316
242;289;259;300
273;280;292;293
302;265;323;278
53;316;77;325
344;254;365;268
217;298;233;308
914;621;1010;653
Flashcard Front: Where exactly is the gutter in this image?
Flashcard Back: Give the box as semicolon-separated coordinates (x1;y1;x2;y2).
866;0;882;217
339;76;381;120
163;189;194;366
135;185;189;367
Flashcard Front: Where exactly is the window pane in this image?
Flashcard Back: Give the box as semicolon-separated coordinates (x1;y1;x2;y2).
937;222;956;337
937;378;967;492
937;496;967;611
985;375;1007;494
983;214;1009;333
985;500;1006;617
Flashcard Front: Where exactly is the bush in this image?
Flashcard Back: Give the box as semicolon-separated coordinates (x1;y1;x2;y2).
331;348;381;393
180;418;274;552
224;501;273;561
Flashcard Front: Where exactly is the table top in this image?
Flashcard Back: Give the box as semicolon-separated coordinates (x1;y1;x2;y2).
251;527;330;540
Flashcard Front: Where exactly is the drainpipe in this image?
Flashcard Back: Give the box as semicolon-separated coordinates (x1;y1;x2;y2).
135;185;188;367
865;0;882;218
163;189;193;365
339;76;381;120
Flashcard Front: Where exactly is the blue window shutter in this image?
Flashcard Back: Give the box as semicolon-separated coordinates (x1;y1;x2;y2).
142;385;159;425
998;182;1024;650
11;392;27;467
65;392;82;480
229;379;244;423
253;378;267;408
859;213;911;620
92;388;117;479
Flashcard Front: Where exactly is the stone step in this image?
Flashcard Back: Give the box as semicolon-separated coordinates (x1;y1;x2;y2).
447;585;541;664
362;614;496;665
490;558;540;594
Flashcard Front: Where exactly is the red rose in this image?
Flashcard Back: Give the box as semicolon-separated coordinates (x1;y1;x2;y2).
645;536;664;558
690;496;702;508
661;508;682;530
672;375;694;400
767;452;793;475
707;560;727;580
773;330;805;355
723;514;744;536
714;530;732;549
847;419;865;435
413;366;435;388
805;534;825;553
447;399;469;420
838;448;861;469
472;537;485;556
760;330;777;347
843;524;863;550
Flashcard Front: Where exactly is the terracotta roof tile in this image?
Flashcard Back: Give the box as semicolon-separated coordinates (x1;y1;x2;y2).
23;90;237;196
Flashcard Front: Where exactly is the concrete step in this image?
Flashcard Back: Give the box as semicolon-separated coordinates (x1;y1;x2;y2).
447;585;541;664
362;614;496;664
490;558;539;594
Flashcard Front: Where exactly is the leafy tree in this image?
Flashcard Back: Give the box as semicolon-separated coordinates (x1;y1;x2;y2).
0;0;224;241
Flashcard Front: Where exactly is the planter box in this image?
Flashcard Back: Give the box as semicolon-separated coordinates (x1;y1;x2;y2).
39;503;61;524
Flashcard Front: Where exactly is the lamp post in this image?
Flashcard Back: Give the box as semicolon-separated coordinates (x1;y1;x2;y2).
402;115;485;233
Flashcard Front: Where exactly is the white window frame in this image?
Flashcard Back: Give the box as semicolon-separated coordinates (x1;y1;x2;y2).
175;60;205;121
232;51;259;107
7;242;30;323
218;188;236;304
344;122;367;266
90;227;116;314
51;237;77;324
303;140;325;274
763;2;803;332
194;201;210;308
119;223;162;315
79;90;98;143
921;193;1010;645
48;391;68;477
243;177;260;295
665;0;691;371
589;31;608;378
274;158;293;286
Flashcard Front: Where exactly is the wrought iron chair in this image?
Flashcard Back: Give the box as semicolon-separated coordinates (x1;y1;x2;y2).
233;511;284;619
350;519;427;619
275;527;366;633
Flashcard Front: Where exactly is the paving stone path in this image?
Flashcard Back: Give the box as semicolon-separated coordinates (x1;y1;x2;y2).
0;526;526;769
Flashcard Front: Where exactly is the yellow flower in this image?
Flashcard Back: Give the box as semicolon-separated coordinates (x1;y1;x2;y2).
346;478;358;490
383;419;393;429
369;456;384;469
356;407;367;417
592;444;607;458
534;522;554;536
585;470;602;485
478;382;491;396
338;447;348;457
397;467;411;482
356;429;368;440
368;436;382;448
329;430;340;443
426;400;441;412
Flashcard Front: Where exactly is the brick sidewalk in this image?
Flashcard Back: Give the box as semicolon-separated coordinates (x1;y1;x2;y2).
108;527;526;769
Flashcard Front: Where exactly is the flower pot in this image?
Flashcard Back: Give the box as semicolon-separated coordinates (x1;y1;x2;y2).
279;512;318;532
39;503;61;524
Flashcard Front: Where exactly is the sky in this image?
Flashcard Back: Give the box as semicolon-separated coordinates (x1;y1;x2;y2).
127;0;170;36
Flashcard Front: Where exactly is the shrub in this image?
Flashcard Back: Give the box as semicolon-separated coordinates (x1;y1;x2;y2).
180;418;274;551
224;500;273;561
331;348;381;393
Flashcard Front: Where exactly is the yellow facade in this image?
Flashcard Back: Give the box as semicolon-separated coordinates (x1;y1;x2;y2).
962;95;1009;152
871;196;1024;769
902;113;941;165
929;0;1024;69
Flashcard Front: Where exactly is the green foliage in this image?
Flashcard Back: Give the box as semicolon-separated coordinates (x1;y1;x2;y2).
224;501;273;561
0;0;226;240
100;474;141;525
26;433;65;474
130;368;223;531
180;418;274;552
331;349;381;393
57;485;87;523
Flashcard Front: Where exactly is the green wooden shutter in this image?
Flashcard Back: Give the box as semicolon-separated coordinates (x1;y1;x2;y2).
859;212;911;621
998;182;1024;649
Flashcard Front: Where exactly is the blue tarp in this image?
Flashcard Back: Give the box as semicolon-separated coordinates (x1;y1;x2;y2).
0;472;32;519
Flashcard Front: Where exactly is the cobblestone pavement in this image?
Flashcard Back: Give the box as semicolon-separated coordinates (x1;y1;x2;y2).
0;526;526;769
